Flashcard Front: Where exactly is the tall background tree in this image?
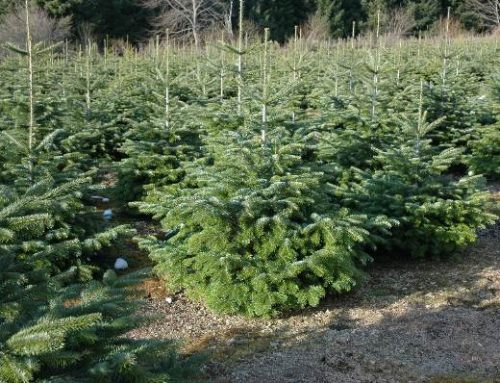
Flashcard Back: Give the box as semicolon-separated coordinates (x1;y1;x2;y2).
141;0;227;50
316;0;365;37
465;0;500;30
242;0;316;42
0;0;489;45
37;0;152;42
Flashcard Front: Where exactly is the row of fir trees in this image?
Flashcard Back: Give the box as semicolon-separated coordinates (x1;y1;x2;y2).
114;26;497;316
0;3;201;382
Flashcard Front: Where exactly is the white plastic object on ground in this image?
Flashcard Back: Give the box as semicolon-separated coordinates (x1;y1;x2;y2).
114;257;128;270
103;209;113;220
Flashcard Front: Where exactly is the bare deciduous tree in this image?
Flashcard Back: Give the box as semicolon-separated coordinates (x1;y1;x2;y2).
0;4;70;48
466;0;500;29
385;6;416;39
223;0;234;37
142;0;227;50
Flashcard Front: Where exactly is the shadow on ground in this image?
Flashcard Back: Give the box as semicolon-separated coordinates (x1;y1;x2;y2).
205;235;500;383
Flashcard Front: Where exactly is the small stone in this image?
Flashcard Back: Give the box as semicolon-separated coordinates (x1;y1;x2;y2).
114;257;128;270
165;297;173;304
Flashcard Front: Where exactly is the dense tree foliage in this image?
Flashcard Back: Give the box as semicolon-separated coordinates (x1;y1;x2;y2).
243;0;316;42
38;0;152;41
0;5;202;379
1;0;494;44
0;181;196;382
82;32;495;316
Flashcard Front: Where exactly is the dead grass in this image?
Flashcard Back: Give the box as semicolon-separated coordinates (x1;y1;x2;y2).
183;326;274;361
138;277;170;300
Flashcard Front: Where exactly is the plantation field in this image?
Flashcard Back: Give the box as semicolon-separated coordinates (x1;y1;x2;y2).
1;23;500;382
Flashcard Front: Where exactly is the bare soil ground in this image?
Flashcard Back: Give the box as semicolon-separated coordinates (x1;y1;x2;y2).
127;224;499;382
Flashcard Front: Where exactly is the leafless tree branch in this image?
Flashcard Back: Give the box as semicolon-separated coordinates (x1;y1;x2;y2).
466;0;500;29
0;4;70;50
142;0;227;50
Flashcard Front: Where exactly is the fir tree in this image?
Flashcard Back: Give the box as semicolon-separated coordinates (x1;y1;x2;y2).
423;70;483;156
243;0;316;42
468;71;500;180
469;124;500;180
135;122;393;317
335;87;496;258
316;0;346;37
0;181;198;382
118;60;204;203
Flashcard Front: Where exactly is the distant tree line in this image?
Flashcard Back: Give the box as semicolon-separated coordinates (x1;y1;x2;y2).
0;0;498;43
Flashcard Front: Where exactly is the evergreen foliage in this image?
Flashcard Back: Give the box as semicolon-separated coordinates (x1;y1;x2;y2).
134;120;394;317
0;181;198;382
38;0;152;42
315;0;366;37
8;0;487;43
0;7;202;379
335;101;496;258
469;124;500;180
0;11;497;322
117;64;205;202
468;72;500;180
423;71;482;155
242;0;317;42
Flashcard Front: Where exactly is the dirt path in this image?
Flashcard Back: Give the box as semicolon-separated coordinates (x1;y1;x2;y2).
219;304;499;383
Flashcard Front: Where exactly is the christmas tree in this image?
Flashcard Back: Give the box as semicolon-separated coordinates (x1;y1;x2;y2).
0;181;198;382
335;85;496;258
135;118;393;316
